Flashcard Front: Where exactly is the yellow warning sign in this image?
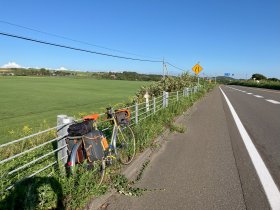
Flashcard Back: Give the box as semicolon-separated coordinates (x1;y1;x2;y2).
192;63;203;75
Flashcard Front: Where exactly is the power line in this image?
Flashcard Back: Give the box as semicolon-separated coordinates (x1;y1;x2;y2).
0;20;160;60
166;62;186;72
0;31;162;63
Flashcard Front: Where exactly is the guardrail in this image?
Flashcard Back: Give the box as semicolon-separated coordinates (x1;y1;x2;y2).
0;86;200;193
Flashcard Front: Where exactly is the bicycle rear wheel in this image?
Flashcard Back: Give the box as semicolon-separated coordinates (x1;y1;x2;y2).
68;141;106;186
116;125;136;165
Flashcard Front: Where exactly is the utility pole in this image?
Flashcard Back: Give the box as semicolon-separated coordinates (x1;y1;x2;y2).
165;62;168;77
162;58;166;91
162;58;165;80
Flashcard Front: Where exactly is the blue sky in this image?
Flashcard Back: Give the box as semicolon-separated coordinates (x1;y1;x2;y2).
0;0;279;78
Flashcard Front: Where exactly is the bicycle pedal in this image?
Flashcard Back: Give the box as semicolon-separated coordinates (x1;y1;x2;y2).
106;155;116;165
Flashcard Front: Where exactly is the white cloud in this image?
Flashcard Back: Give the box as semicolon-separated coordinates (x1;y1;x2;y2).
1;62;22;68
56;67;67;71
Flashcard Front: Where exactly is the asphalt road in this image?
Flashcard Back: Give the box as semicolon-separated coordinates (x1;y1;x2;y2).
223;85;280;189
97;86;280;210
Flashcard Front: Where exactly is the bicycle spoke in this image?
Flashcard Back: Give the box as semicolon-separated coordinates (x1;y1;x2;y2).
116;126;135;165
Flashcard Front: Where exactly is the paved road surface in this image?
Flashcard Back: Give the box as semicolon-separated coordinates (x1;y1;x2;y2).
223;85;280;189
98;86;280;210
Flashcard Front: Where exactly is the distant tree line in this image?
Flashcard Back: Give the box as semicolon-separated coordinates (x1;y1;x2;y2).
92;71;162;81
0;68;162;81
0;68;76;76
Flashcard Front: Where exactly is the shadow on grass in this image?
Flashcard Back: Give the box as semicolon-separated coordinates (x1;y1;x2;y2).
0;176;64;210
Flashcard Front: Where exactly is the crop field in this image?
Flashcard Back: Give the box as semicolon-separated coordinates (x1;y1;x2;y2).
0;76;149;143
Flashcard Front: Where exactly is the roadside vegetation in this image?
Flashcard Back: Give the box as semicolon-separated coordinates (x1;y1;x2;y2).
229;73;280;90
0;74;215;209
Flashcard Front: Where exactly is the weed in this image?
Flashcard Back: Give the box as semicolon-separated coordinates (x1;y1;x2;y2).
169;123;186;133
112;174;146;197
136;160;150;182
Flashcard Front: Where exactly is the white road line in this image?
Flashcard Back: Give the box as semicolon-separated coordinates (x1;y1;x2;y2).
220;87;280;210
247;93;253;95
254;95;264;98
266;99;280;104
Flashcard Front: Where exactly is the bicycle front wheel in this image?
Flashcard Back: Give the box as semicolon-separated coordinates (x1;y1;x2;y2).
68;141;106;186
116;125;136;165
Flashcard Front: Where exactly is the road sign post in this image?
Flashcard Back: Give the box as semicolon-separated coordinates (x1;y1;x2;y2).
192;63;203;86
192;63;203;75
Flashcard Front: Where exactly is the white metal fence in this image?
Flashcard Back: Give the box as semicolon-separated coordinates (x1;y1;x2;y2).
0;86;200;193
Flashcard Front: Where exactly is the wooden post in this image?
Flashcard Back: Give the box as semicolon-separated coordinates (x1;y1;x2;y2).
176;91;179;101
184;88;188;97
144;92;150;112
163;91;166;108
186;88;189;97
153;96;156;113
57;115;74;173
166;92;169;107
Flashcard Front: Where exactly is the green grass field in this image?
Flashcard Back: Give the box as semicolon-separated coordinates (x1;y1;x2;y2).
0;76;149;143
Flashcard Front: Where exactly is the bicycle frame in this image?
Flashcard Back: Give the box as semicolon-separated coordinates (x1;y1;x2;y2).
108;116;120;156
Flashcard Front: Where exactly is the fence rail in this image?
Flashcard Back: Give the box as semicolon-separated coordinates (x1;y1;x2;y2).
0;86;201;193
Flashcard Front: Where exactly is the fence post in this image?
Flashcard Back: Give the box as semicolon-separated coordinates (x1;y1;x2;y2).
183;88;187;97
166;92;169;107
163;91;166;108
144;92;149;112
176;91;179;101
153;95;156;114
135;101;138;124
57;115;73;173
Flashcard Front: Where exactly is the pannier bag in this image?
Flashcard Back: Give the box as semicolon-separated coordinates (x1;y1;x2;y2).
115;109;130;125
67;120;94;136
82;130;105;162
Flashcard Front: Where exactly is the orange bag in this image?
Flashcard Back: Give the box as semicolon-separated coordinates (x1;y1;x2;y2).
101;137;109;150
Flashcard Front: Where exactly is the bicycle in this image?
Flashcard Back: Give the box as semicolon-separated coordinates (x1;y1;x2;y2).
66;107;136;186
